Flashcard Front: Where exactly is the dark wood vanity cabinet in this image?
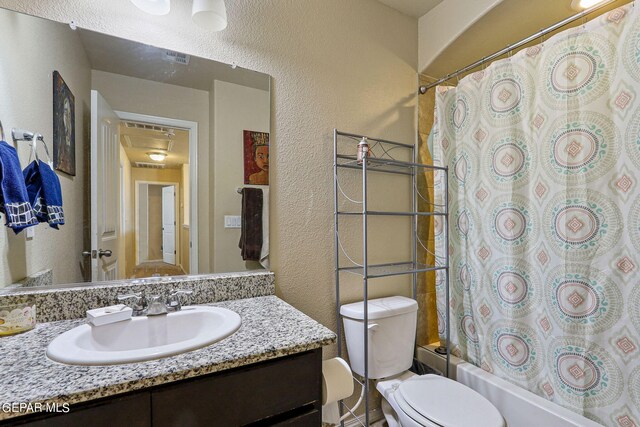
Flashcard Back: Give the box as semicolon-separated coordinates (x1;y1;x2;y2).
3;349;322;427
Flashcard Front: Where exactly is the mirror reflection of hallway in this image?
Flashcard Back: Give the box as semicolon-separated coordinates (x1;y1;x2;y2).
119;120;192;279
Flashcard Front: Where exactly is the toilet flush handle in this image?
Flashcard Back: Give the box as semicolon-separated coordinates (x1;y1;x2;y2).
367;323;379;332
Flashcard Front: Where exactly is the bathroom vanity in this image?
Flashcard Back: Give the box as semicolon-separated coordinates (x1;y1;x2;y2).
0;273;336;426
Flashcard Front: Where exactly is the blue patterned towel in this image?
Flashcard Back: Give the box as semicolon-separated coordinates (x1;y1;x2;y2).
23;160;64;228
0;141;38;233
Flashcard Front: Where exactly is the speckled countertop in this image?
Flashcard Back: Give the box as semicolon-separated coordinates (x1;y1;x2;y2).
0;296;336;421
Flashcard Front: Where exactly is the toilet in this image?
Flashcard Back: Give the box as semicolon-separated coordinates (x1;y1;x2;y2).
341;296;506;427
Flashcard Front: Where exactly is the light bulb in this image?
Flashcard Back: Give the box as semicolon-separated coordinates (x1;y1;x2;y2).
570;0;609;11
148;152;167;162
192;0;228;31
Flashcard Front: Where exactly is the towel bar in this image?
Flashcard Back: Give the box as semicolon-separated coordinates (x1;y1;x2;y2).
11;128;36;142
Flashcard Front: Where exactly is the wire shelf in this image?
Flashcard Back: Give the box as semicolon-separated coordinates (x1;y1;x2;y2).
333;129;450;426
338;261;447;278
337;210;447;217
336;154;447;176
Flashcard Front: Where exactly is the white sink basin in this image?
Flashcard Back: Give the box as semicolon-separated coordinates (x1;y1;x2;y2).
47;306;241;365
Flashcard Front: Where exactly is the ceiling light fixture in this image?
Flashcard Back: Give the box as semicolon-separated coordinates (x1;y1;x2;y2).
130;0;170;16
570;0;610;11
148;152;168;162
192;0;228;31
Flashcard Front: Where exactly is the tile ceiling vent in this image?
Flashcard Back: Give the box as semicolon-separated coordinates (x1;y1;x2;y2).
123;121;172;133
134;162;166;169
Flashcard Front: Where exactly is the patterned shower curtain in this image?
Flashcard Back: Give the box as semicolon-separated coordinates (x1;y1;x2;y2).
432;3;640;425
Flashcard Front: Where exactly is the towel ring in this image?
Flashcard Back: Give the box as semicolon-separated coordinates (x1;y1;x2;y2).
29;133;39;163
29;133;53;167
38;135;53;167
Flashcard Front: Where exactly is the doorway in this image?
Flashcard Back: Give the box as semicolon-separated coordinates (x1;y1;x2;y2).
134;181;184;278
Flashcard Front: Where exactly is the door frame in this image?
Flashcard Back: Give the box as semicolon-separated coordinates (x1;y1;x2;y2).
115;111;199;274
134;181;179;267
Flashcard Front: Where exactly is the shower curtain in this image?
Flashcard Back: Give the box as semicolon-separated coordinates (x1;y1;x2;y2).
432;2;640;424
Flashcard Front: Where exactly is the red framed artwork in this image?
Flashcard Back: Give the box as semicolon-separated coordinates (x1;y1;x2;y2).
243;130;269;185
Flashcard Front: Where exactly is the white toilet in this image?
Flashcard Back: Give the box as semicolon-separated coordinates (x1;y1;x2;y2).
341;296;506;427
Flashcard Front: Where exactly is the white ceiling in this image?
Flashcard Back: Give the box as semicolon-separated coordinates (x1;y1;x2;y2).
376;0;443;18
78;30;270;92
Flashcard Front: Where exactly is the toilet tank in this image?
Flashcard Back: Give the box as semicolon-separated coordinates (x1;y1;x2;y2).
340;296;418;379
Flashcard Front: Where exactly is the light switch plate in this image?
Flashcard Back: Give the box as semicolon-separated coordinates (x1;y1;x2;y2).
224;215;241;229
26;227;35;240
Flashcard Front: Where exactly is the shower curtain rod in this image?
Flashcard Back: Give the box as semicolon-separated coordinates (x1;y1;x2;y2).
418;0;617;94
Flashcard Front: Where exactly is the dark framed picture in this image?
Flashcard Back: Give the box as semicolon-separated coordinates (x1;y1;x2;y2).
243;130;269;185
53;71;75;176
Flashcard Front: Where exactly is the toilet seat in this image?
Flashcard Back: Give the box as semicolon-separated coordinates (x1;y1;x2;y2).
394;375;505;427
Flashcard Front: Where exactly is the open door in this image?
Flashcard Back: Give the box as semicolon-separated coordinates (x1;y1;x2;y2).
162;185;176;265
91;90;121;281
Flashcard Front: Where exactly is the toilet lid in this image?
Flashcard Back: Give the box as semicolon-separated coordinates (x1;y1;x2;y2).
395;375;505;427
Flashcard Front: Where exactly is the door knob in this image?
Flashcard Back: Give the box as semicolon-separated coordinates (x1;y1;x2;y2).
98;249;113;258
81;251;93;257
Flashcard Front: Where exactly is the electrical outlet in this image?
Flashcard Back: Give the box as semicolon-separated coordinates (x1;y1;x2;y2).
224;215;241;229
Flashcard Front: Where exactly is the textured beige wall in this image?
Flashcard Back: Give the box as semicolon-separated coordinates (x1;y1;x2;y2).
91;70;211;272
213;80;270;273
0;9;90;287
0;1;419;340
418;0;502;72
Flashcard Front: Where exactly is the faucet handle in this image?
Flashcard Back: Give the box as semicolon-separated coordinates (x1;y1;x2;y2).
117;292;146;315
167;289;193;312
148;294;163;303
117;292;142;301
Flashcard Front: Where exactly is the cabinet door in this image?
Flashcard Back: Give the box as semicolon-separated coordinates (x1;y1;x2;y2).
6;393;151;427
152;349;322;427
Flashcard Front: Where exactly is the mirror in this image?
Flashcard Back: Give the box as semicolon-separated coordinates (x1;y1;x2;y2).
0;8;271;291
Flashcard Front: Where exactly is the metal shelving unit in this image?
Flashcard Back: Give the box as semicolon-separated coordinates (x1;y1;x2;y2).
333;129;450;426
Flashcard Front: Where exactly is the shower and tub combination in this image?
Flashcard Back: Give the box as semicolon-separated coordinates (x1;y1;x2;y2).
428;1;640;424
336;0;640;426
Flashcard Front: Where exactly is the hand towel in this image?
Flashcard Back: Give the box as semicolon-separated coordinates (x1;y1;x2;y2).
0;141;38;233
259;187;269;269
23;160;64;228
239;187;263;261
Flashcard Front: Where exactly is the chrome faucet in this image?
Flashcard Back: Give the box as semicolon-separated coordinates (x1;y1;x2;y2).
167;289;193;312
117;289;193;316
117;292;147;316
146;294;169;316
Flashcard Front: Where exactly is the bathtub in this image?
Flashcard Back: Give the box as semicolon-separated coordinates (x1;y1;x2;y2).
417;346;603;427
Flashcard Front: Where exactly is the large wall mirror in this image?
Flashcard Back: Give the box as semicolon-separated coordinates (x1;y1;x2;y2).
0;8;271;291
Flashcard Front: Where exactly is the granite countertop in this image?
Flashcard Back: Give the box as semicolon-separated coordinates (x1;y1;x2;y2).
0;295;336;420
